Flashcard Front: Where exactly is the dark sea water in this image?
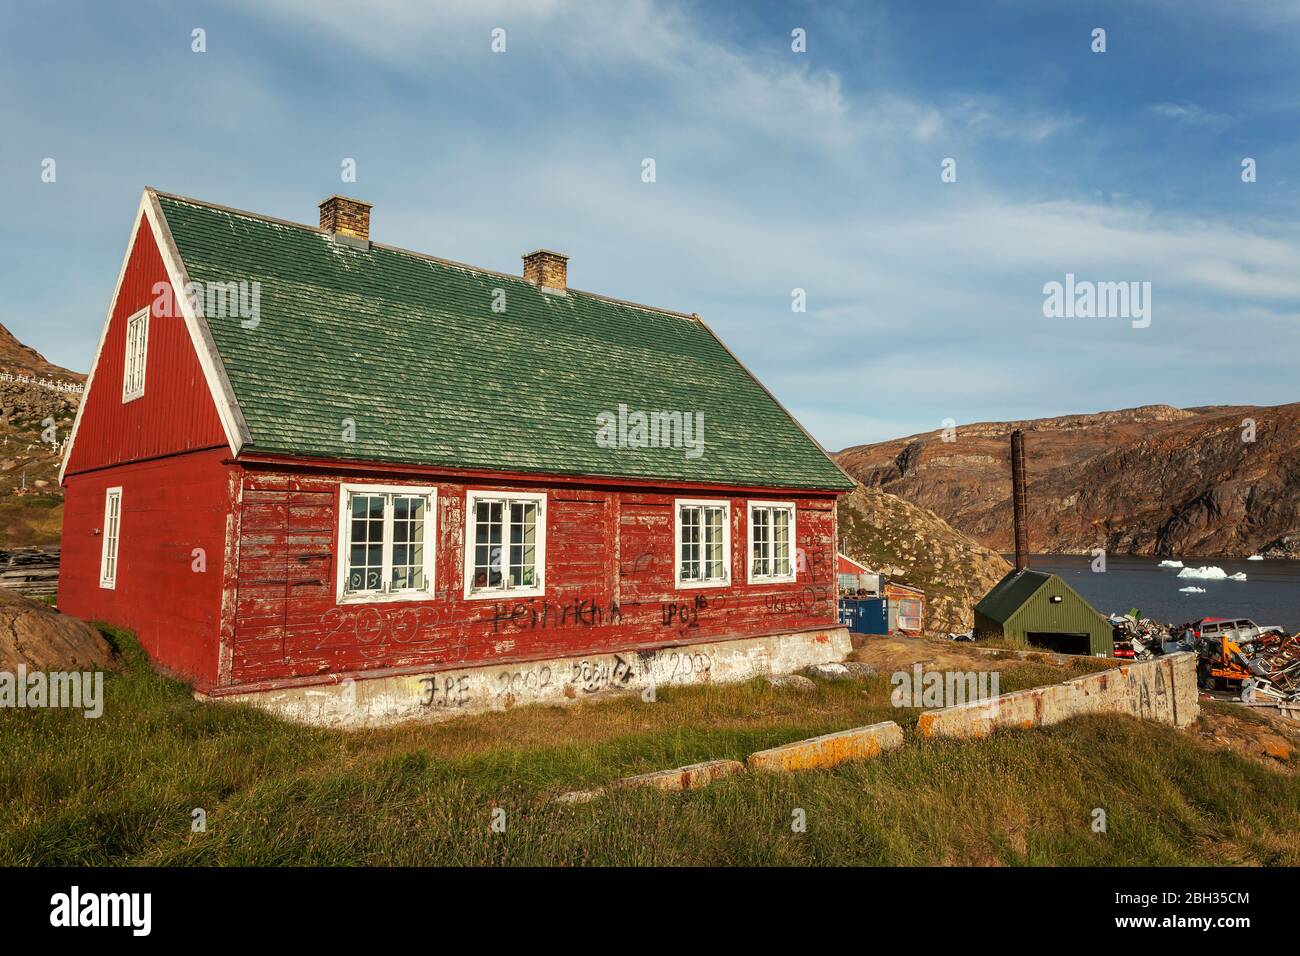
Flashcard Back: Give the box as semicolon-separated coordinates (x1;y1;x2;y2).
1023;554;1300;633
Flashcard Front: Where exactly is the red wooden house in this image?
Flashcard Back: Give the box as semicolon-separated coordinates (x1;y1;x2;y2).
59;189;855;723
836;553;871;577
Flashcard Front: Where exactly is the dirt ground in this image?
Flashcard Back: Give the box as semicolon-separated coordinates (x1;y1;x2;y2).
1197;705;1299;771
848;634;1112;675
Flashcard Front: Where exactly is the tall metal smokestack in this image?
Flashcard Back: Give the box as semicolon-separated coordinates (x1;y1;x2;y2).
1011;429;1029;571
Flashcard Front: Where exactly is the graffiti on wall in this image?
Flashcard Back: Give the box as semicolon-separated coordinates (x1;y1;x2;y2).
417;645;715;710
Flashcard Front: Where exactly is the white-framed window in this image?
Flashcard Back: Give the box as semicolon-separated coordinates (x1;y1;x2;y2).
897;597;922;632
99;487;122;589
674;498;730;588
335;483;437;603
748;501;796;584
121;307;149;402
463;491;546;599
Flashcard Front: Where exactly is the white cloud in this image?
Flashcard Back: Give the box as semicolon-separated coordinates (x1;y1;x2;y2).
1148;101;1233;131
9;0;1299;451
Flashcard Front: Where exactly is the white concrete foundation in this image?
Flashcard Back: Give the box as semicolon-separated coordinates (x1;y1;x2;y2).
202;626;852;728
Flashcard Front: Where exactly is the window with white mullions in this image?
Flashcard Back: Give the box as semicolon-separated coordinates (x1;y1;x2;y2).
347;493;385;592
99;487;122;589
336;484;436;603
122;308;148;402
391;495;428;590
748;502;796;583
675;499;730;588
472;499;504;589
464;491;546;598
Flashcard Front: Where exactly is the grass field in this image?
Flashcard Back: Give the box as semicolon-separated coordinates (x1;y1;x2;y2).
0;496;62;548
2;628;1297;866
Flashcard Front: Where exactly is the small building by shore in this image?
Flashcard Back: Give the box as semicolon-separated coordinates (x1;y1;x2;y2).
974;569;1111;656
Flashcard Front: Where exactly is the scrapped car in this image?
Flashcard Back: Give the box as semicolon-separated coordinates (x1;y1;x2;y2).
1187;616;1285;642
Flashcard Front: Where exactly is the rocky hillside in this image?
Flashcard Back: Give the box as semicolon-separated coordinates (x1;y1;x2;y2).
837;484;1011;634
0;323;84;547
836;403;1300;559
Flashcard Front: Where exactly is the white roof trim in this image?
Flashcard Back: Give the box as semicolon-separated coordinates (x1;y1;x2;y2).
60;189;250;483
837;551;871;573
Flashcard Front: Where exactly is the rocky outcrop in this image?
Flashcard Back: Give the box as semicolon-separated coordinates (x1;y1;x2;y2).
0;323;84;547
0;588;114;672
837;484;1011;634
836;403;1300;558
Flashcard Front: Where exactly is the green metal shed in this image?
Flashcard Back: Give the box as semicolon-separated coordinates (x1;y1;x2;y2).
974;569;1112;657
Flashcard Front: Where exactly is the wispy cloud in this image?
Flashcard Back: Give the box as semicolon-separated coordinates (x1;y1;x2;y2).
1148;101;1233;131
3;0;1298;449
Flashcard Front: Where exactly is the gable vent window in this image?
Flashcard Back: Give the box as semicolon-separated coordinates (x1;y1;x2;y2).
99;487;122;589
748;502;796;584
675;499;731;588
121;307;149;402
336;483;437;603
464;491;546;599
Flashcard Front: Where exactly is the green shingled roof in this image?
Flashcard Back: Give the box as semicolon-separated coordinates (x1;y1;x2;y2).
155;192;852;491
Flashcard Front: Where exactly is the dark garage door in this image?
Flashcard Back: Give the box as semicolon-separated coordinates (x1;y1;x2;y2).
1026;632;1091;655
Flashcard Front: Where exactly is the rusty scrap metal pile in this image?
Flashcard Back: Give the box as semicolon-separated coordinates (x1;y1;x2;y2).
1107;611;1187;661
1110;612;1300;703
1223;632;1300;704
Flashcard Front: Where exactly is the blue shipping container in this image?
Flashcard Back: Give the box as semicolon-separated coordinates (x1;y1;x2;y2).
838;597;889;635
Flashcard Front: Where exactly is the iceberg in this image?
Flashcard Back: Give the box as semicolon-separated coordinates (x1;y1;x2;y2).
1247;554;1264;561
1177;566;1227;580
1158;560;1184;568
1229;572;1247;581
1179;586;1206;593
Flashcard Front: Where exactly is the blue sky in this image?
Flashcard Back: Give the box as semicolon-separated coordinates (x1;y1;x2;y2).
3;0;1299;449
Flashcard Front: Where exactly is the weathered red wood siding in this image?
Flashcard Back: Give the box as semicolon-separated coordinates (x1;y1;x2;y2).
59;448;237;689
59;214;235;690
226;465;839;689
837;553;869;574
63;217;228;477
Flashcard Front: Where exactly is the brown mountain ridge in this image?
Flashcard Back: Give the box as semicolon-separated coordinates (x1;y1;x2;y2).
0;322;84;546
835;403;1300;559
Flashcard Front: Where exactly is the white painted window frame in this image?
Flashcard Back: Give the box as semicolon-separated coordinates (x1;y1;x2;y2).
335;482;437;604
462;490;547;600
99;487;122;589
121;307;149;403
747;501;797;584
674;498;731;590
897;597;923;632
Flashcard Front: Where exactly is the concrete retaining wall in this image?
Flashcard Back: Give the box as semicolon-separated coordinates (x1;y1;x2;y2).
748;721;904;772
617;759;745;793
204;626;852;728
916;651;1199;739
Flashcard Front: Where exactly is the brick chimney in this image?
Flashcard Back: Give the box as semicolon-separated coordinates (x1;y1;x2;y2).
523;249;568;291
319;195;372;243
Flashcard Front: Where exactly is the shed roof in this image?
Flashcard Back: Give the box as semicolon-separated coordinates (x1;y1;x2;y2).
974;568;1053;623
153;191;853;491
